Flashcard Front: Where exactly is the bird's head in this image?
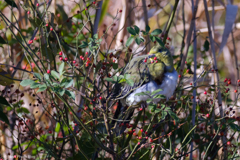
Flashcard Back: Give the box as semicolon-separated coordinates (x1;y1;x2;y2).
148;45;174;72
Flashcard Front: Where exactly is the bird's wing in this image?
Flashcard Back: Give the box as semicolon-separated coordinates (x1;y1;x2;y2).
113;55;165;100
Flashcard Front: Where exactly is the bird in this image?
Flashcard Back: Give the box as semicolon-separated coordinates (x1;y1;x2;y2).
111;45;178;130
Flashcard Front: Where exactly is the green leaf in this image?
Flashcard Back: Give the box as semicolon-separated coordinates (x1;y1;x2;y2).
126;79;134;87
229;123;240;131
64;79;73;88
126;36;134;47
104;78;116;83
5;0;18;8
0;36;7;44
151;89;163;96
112;63;118;69
59;89;65;96
153;94;166;99
127;27;136;35
146;25;150;33
65;90;75;100
161;111;167;120
141;30;148;35
16;107;30;114
150;35;156;42
134;25;140;34
55;122;60;133
155;37;165;47
59;62;65;76
0;96;10;106
135;37;142;45
168;110;179;123
151;29;162;36
44;73;49;80
79;41;88;48
93;34;98;39
20;79;35;87
37;85;47;93
30;82;40;89
135;91;150;96
33;73;41;80
51;70;60;79
0;109;9;125
204;40;210;51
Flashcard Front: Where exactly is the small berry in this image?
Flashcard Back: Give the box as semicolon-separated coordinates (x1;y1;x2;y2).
48;130;52;134
99;96;102;100
155;60;158;63
186;69;189;73
113;59;116;63
151;60;154;64
59;57;63;61
59;51;62;55
119;10;122;13
138;142;140;145
167;37;171;41
46;24;49;27
228;81;231;84
234;90;238;93
227;141;231;146
34;37;37;40
36;3;39;7
185;61;187;64
14;155;17;158
190;83;192;85
139;108;143;111
238;79;240;83
28;40;33;44
144;59;147;63
154;57;157;60
204;91;207;94
178;75;181;78
47;70;50;74
85;8;87;10
206;113;210;118
93;1;96;4
138;136;142;140
27;11;30;14
50;28;53;31
120;39;123;43
64;57;68;61
85;51;88;55
147;4;151;7
140;129;143;132
73;60;76;64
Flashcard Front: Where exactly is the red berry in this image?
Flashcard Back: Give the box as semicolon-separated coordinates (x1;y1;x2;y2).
59;57;63;61
145;131;148;135
34;37;37;40
206;113;210;118
178;75;181;78
75;64;78;66
204;91;207;95
47;70;50;74
85;8;87;10
154;57;157;60
139;108;143;111
228;81;231;84
36;3;39;7
144;59;147;63
14;155;17;158
85;51;88;55
155;60;158;63
167;37;171;41
64;57;68;61
59;51;62;55
84;106;88;110
238;79;240;83
48;130;52;134
185;61;187;64
93;1;96;4
147;4;151;7
50;28;53;31
138;136;142;140
150;139;153;143
234;90;238;93
113;59;116;63
27;11;30;14
119;10;122;13
73;60;76;64
46;23;49;27
186;69;189;73
151;60;154;64
81;57;84;60
227;141;231;146
190;83;192;85
99;96;102;100
140;129;143;132
138;142;140;145
28;40;33;44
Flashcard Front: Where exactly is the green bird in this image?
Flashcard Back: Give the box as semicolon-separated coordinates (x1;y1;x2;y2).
112;45;178;129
